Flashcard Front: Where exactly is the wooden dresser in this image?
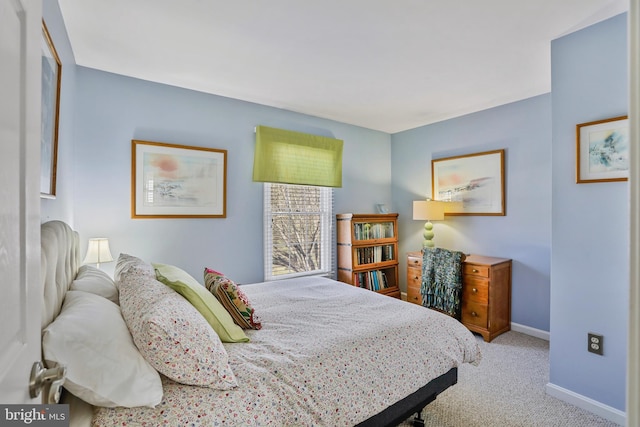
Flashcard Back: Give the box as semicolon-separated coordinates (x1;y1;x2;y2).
406;251;512;342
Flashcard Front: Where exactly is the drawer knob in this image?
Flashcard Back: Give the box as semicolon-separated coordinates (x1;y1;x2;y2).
472;269;479;273
413;296;418;301
472;288;478;293
414;260;419;264
414;276;419;280
471;311;478;317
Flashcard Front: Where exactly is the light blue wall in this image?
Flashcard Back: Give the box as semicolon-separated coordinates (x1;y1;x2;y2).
550;13;628;411
69;67;391;283
390;94;552;332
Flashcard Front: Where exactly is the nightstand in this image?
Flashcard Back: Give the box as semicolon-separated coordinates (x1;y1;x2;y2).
406;251;512;342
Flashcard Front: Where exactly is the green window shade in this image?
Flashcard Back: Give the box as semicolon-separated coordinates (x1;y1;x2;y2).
253;125;343;188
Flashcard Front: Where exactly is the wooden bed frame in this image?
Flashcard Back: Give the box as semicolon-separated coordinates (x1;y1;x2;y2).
40;220;457;426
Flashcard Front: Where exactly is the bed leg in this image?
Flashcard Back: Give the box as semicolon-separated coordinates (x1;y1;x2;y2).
412;410;425;427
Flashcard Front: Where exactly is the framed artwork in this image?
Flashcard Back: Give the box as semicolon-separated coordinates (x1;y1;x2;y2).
576;116;629;183
432;149;505;216
41;20;61;198
131;140;227;218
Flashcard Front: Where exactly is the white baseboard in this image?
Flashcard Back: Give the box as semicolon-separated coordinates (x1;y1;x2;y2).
510;322;550;341
545;383;626;426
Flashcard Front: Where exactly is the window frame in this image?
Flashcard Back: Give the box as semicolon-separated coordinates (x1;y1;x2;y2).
263;183;334;281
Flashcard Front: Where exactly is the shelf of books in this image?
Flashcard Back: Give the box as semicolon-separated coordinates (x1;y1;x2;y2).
336;213;400;299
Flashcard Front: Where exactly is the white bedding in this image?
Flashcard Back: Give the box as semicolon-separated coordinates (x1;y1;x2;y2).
92;276;480;426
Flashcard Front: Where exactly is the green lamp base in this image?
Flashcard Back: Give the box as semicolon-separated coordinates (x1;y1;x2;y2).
422;221;435;248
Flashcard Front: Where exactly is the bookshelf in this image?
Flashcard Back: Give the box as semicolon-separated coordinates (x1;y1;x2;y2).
336;213;400;298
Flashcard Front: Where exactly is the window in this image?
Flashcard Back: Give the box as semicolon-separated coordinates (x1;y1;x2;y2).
263;183;334;281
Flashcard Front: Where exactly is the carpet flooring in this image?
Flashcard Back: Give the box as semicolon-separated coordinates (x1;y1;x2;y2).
399;331;620;427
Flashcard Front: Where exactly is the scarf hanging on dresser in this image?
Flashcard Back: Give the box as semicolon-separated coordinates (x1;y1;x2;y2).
420;248;466;319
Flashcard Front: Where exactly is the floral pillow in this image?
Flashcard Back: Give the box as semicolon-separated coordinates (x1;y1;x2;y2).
204;268;262;330
118;260;237;389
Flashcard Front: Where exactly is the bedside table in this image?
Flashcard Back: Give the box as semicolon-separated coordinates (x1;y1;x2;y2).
406;251;512;342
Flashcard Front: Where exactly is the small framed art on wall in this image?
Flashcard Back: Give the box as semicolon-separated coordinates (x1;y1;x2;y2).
576;115;629;184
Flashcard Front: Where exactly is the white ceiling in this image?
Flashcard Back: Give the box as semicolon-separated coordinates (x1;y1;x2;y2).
58;0;628;134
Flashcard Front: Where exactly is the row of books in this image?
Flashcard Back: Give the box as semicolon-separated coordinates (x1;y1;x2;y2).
353;222;394;240
355;270;390;291
356;245;394;265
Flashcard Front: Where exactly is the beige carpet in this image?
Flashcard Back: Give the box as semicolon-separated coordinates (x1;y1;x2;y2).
399;331;620;427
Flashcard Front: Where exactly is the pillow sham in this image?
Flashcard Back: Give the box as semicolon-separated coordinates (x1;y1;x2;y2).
114;253;155;284
153;263;249;343
118;266;238;389
204;268;261;330
70;265;119;304
42;291;163;408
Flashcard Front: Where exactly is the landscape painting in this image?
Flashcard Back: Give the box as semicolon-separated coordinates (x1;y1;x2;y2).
432;149;505;216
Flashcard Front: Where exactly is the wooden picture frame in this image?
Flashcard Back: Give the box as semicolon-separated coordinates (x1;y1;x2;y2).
41;20;61;198
131;140;227;218
432;149;505;216
576;116;629;183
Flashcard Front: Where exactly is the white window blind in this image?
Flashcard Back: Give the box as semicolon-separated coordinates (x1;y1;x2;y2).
263;183;334;281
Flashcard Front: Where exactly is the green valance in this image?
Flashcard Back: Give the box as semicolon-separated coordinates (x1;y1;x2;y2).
252;125;343;188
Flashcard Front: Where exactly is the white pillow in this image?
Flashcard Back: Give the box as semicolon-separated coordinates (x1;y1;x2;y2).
70;265;119;304
42;291;163;408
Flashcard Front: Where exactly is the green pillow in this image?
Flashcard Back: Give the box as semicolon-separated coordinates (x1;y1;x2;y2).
152;263;249;343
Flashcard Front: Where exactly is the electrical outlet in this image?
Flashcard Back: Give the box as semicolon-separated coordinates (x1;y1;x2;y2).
588;333;603;355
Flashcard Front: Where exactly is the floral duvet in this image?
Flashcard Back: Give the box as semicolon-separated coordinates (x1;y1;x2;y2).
92;276;480;426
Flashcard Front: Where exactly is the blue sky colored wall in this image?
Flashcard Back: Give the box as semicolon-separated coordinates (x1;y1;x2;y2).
550;13;628;413
68;67;392;284
390;94;552;332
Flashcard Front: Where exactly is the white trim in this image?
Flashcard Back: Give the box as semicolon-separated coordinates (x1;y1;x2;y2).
511;322;550;341
628;2;640;426
545;383;625;426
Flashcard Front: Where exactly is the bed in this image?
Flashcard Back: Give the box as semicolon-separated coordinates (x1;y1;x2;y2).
40;220;481;426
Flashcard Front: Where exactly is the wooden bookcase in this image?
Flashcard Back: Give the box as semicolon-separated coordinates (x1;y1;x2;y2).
336;213;400;298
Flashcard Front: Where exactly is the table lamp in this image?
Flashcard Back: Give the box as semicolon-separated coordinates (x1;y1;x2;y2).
413;199;445;248
83;238;114;269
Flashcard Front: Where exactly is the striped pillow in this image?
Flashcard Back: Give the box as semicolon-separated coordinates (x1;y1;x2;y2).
204;268;262;330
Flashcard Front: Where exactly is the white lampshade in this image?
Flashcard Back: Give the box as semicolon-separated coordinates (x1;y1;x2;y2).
83;238;114;268
412;200;445;221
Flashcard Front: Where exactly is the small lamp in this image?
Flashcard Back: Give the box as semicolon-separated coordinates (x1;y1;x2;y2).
413;200;445;249
83;238;114;269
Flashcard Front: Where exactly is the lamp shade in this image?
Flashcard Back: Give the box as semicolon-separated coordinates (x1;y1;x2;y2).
83;238;114;266
412;200;445;221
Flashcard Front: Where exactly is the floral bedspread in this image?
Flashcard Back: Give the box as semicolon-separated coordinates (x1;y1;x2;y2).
92;276;481;426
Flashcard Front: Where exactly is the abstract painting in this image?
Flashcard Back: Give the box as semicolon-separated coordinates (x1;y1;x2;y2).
132;140;227;218
41;20;61;198
576;116;629;183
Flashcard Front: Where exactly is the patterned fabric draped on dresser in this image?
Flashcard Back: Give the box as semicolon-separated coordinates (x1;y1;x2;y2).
420;248;466;319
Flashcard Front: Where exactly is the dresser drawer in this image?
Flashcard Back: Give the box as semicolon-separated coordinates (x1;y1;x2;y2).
461;300;488;328
407;265;422;305
407;254;422;268
407;266;421;287
463;276;489;303
407;283;421;304
463;263;490;278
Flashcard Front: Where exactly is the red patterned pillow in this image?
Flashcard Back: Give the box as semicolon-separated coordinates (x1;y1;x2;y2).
204;268;262;330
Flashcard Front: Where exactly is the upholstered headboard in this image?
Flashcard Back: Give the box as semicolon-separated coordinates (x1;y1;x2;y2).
41;220;81;329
